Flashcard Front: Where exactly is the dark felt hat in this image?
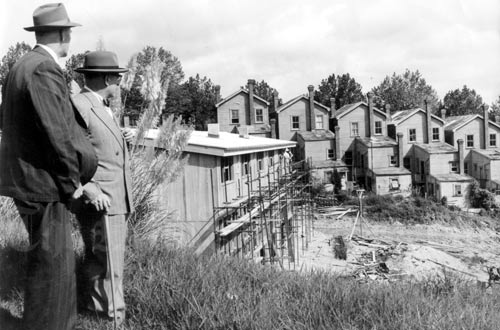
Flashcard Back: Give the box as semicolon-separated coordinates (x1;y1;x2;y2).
75;51;128;73
24;3;81;32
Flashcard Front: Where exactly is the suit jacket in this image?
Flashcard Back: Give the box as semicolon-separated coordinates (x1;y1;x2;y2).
72;90;133;215
0;46;97;202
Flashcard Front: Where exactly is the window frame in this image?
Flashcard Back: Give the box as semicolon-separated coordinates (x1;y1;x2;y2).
255;108;264;123
374;121;382;135
449;161;458;173
221;157;233;182
327;149;334;160
351;122;359;137
291;116;300;130
432;127;440;141
241;154;250;176
466;134;474;148
389;155;397;167
454;184;462;197
230;109;239;124
490;133;497;147
408;128;417;142
257;152;264;172
315;115;324;129
389;178;400;190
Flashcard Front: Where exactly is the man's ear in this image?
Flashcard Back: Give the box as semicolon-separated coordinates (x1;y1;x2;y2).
104;75;110;87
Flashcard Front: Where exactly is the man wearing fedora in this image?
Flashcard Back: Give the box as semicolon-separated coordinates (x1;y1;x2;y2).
0;3;97;330
72;50;133;326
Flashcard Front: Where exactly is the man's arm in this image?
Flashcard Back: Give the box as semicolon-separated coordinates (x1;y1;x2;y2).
29;60;80;201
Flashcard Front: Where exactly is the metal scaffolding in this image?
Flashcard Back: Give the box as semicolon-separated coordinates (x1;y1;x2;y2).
212;157;314;270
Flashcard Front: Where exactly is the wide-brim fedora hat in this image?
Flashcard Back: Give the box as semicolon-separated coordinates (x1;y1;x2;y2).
75;51;128;73
24;3;81;32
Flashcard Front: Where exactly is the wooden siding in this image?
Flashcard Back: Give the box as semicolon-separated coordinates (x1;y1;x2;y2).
277;98;329;141
217;92;270;133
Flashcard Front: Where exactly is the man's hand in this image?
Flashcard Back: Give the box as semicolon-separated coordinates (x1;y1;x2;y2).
91;193;111;212
121;127;134;143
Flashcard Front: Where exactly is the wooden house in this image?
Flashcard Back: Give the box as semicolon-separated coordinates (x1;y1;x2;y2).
216;79;273;137
148;124;296;252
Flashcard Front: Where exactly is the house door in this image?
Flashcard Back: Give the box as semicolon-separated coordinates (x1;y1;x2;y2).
420;161;425;181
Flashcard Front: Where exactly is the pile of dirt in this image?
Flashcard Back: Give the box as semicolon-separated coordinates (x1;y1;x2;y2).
298;215;500;284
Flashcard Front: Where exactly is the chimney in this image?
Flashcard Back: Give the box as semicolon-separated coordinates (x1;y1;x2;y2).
308;85;315;130
483;105;489;149
208;123;220;138
457;139;464;174
367;92;374;138
238;125;250;139
425;100;432;144
397;132;404;168
248;79;256;125
334;126;341;160
273;89;279;114
215;85;221;103
385;104;392;122
441;108;446;120
330;97;336;119
270;118;277;139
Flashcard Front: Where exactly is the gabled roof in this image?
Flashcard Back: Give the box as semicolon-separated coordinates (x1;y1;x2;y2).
216;88;269;107
444;114;500;132
390;108;445;126
276;95;329;114
335;102;387;119
297;129;335;141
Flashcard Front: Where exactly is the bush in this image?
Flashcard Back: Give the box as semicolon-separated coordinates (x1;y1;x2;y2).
469;180;497;210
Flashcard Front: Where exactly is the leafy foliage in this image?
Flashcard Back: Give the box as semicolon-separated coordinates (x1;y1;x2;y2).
0;42;31;88
442;85;485;116
164;74;218;130
469;180;497;210
253;80;282;113
315;73;364;108
63;52;88;90
490;95;500;121
371;69;439;112
121;46;184;123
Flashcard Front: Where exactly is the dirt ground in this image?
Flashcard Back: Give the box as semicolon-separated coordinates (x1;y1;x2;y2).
296;213;500;283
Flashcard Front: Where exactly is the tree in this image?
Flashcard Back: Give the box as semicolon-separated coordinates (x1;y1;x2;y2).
315;73;364;109
0;42;31;87
164;74;218;130
253;80;282;113
490;95;500;121
371;69;439;112
121;46;184;122
442;85;485;116
63;52;88;89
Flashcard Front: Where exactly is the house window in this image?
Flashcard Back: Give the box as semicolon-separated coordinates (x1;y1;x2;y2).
351;122;359;137
242;154;250;176
231;109;239;124
291;116;300;130
345;151;353;165
432;127;440;141
390;178;400;190
450;161;458;173
315;115;324;129
268;150;274;167
403;157;411;170
221;157;233;182
327;149;334;159
466;134;474;148
257;152;264;171
375;121;382;135
389;155;397;167
464;162;469;174
409;129;417;142
490;134;496;147
454;184;462;196
255;108;263;123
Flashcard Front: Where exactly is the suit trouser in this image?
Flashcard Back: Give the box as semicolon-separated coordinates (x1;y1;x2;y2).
14;199;77;330
77;213;127;319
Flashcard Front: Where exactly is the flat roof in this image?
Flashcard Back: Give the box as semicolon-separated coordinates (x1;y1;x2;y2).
430;173;474;182
356;136;398;147
142;129;296;157
370;167;411;176
471;148;500;160
413;142;457;154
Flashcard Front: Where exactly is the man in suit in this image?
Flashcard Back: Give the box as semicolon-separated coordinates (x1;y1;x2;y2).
72;51;133;325
0;4;98;330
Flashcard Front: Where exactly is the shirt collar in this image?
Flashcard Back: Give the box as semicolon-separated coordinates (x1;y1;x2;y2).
35;44;60;66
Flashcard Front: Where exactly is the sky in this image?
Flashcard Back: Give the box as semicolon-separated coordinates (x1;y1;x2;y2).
1;0;499;104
